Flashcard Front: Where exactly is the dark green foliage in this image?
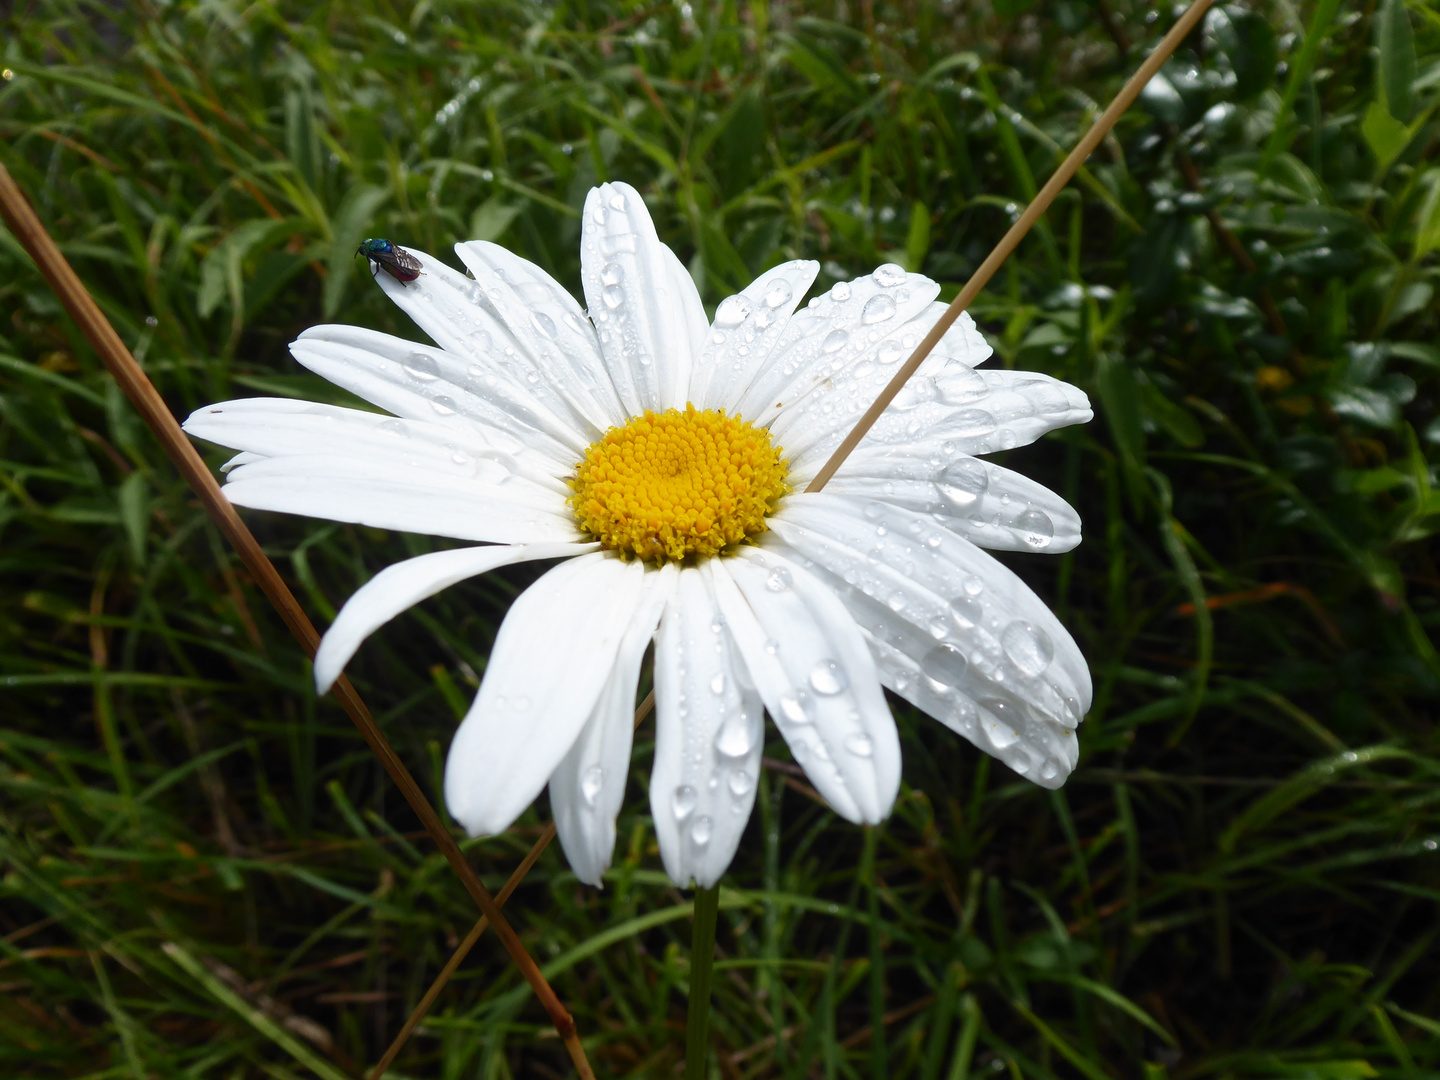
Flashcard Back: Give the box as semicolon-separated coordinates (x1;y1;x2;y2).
2;2;1438;1078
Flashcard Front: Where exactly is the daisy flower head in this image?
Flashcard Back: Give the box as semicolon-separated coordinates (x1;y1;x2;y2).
184;182;1093;889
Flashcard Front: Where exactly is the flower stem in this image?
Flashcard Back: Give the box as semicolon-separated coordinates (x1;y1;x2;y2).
685;884;720;1080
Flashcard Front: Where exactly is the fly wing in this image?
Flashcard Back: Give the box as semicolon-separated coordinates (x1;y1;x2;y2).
391;245;423;281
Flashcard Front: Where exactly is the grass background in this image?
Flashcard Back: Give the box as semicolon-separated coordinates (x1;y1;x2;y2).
2;1;1439;1077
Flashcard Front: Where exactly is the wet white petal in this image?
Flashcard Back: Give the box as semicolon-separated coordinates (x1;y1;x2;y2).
368;247;596;447
691;260;819;413
651;567;766;888
291;325;582;465
786;365;1092;475
314;542;592;695
184;398;569;496
551;563;676;887
821;451;1082;553
580;181;707;414
218;453;578;545
765;493;1090;787
735;267;940;424
446;553;648;837
709;548;900;823
454;240;627;433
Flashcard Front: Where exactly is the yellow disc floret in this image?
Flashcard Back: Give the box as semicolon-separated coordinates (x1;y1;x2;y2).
570;405;790;562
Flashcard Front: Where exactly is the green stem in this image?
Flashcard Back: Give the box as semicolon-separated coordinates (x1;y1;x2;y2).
685;884;720;1080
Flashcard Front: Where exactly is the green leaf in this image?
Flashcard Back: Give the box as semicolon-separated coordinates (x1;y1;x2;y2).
904;201;931;273
1414;169;1440;258
468;195;522;243
116;471;147;566
323;183;390;318
1362;100;1412;169
1376;0;1417;121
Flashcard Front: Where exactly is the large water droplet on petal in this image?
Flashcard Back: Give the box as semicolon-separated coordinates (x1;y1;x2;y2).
403;352;441;381
822;328;849;353
672;785;698;820
727;770;754;796
1001;621;1054;677
581;766;603;807
844;733;874;758
690;815;713;845
766;567;793;592
608;192;627;211
829;281;851;302
531;311;558;339
430;396;458;416
600;262;623;286
950;595;985;627
715;294;752;327
765;279;793;308
861;295;897;325
602;283;624;309
938;458;989;511
948;409;996;437
872;263;907;287
809;660;848;696
715;714;756;758
777;689;814;726
922;643;970;687
710;672;727;696
939;365;988;404
1015;508;1055;549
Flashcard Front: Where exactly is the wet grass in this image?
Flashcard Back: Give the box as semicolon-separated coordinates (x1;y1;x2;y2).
1;1;1438;1078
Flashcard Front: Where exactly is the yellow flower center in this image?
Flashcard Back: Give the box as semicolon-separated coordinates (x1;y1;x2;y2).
570;405;790;562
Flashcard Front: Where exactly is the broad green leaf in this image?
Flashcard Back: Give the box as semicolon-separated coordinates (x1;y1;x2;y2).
1362;100;1412;169
1414;170;1440;257
469;195;522;243
1376;0;1418;121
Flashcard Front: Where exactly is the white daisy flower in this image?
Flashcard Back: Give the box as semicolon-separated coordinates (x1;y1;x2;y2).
184;182;1093;889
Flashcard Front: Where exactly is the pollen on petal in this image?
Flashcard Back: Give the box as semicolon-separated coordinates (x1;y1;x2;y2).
570;405;789;562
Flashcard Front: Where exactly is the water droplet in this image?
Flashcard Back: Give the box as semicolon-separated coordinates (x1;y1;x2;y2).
950;595;985;627
962;575;985;597
948;409;995;437
938;458;989;511
715;714;756;757
922;643;970;687
829;281;851;302
939;365;987;403
844;734;873;758
1039;761;1059;781
531;311;558;338
764;639;781;656
873;263;907;287
766;567;793;592
822;328;849;353
928;614;950;639
1015;508;1054;548
710;672;727;695
430;396;458;416
591;203;607;225
379;419;409;437
690;816;713;845
886;589;907;612
1001;621;1054;677
581;766;604;807
765;279;793;308
809;660;848;696
608;192;627;210
777;689;814;725
877;340;905;364
672;785;698;820
727;771;753;796
602;283;624;309
863;503;885;521
861;295;897;324
403;352;441;381
715;294;752;327
600;262;622;286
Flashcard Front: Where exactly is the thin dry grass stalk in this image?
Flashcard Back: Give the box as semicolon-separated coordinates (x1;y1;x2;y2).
0;162;596;1080
363;0;1217;1070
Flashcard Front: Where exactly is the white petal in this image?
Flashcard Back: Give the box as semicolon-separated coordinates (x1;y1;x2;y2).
650;567;766;888
709;549;900;824
184;398;569;497
765;493;1090;788
218;453;579;545
454;241;627;433
821;451;1082;553
734;267;940;425
445;553;648;836
291;325;583;466
550;563;677;887
579;182;707;414
313;542;593;695
690;260;819;413
367;247;595;448
786;364;1093;477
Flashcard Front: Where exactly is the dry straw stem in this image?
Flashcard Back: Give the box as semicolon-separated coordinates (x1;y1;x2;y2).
806;0;1216;493
0;161;595;1080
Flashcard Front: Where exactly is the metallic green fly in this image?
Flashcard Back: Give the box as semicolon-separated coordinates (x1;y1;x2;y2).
356;238;422;284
